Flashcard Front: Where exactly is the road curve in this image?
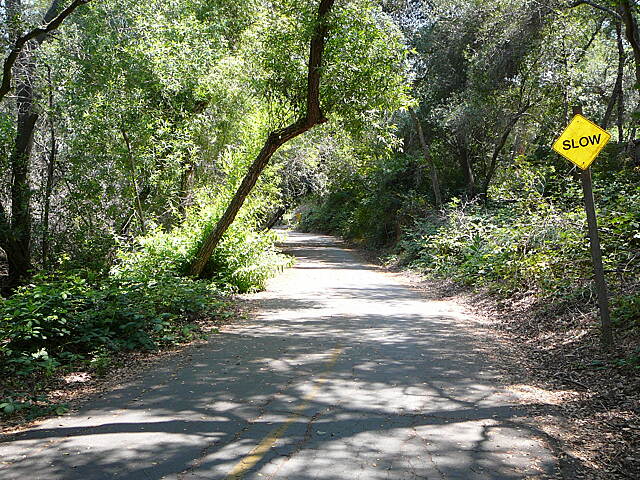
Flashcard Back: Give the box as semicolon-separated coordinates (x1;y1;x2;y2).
0;231;561;479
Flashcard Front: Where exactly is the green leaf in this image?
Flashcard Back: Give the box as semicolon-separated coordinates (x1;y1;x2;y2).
55;405;69;416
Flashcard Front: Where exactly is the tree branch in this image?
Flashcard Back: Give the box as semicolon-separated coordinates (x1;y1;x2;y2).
37;0;64;43
188;0;336;277
306;0;333;123
568;0;622;20
620;0;640;87
0;0;93;103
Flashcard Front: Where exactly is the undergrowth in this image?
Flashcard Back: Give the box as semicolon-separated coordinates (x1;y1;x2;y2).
0;196;291;422
300;159;640;343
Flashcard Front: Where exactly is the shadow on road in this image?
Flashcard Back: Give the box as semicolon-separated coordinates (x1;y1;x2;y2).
0;231;581;479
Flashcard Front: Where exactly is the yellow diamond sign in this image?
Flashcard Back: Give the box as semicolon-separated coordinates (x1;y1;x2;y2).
552;114;611;170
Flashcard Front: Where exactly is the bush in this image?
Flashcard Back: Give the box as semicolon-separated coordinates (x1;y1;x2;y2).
0;271;226;378
402;198;591;299
113;197;291;293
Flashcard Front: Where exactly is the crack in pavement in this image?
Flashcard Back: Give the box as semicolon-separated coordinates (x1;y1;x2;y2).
410;421;446;480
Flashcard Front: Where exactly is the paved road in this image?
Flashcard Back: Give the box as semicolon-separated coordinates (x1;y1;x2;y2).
0;231;561;479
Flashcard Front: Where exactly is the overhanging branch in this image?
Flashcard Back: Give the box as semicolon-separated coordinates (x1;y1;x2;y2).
568;0;622;20
0;0;93;103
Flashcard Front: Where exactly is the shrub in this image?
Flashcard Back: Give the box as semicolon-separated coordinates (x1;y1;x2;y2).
0;271;227;378
403;198;591;299
113;198;291;293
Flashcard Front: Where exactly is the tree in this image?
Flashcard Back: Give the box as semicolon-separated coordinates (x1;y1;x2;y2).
0;0;92;103
189;0;335;277
0;0;93;291
410;108;442;207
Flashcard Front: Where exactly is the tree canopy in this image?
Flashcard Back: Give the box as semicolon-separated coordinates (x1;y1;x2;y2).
0;4;639;469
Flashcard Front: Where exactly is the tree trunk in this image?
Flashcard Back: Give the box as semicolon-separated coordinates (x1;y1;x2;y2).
189;0;336;277
603;21;624;132
41;65;56;269
42;111;56;270
616;20;625;142
482;103;530;199
1;0;85;290
189;119;322;276
409;108;442;207
562;36;570;126
262;206;286;231
621;1;640;88
121;127;147;235
456;136;476;199
7;39;38;287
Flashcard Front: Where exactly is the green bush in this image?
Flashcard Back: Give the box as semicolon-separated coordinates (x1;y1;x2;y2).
0;271;226;377
114;198;291;293
402;198;591;299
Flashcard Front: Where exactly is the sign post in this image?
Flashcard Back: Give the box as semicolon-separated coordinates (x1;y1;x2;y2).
552;105;613;350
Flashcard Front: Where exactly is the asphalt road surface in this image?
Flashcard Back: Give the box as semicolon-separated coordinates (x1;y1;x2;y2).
0;231;562;479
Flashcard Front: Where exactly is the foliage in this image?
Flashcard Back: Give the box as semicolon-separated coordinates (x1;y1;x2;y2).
113;193;291;293
0;271;221;376
0;186;288;385
0;395;68;419
303;154;640;331
0;257;239;418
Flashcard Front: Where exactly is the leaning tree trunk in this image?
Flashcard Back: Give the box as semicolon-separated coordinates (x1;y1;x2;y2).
262;206;286;231
189;0;336;277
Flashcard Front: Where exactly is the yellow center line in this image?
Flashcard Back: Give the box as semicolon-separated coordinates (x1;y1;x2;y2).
225;346;343;480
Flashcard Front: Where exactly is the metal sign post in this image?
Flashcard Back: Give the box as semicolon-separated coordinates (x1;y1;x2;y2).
552;105;613;350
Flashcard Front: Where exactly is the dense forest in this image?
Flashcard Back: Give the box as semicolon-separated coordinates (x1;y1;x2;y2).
0;0;638;472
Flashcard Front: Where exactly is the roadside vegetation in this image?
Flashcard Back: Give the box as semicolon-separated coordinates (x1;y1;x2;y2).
0;0;638;475
0;0;405;423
